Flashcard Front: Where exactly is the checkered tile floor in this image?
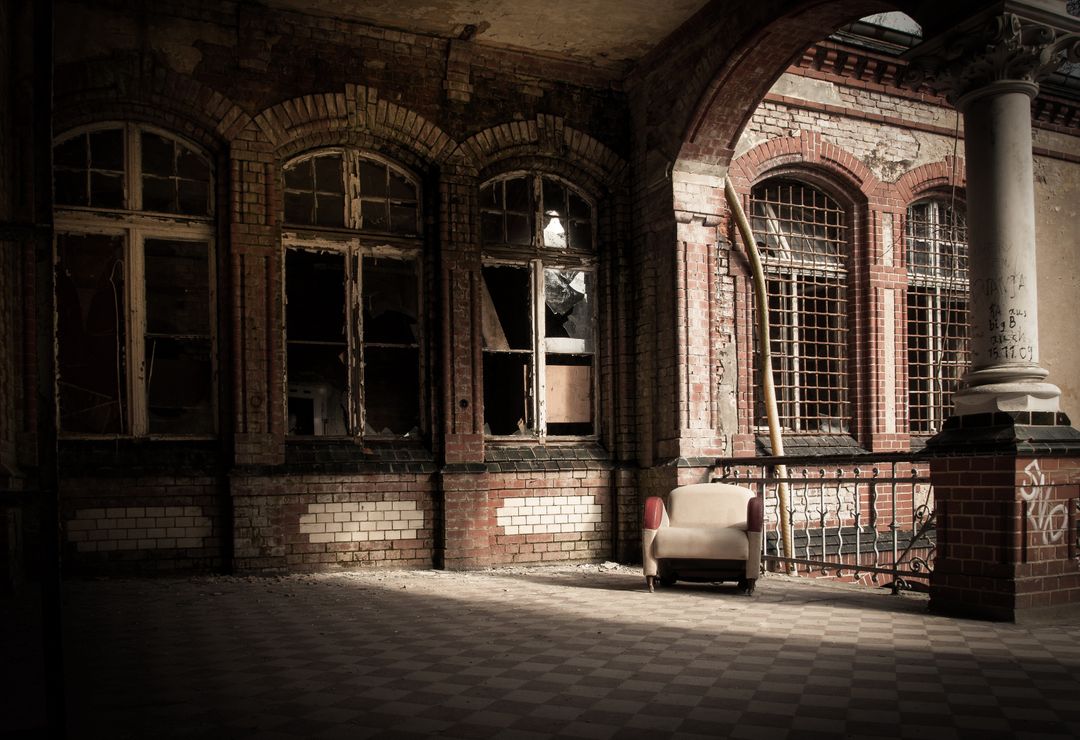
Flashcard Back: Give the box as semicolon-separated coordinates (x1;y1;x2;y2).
62;566;1080;739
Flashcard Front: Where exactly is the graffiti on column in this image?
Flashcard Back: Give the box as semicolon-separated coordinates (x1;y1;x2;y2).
986;301;1032;362
1019;459;1068;545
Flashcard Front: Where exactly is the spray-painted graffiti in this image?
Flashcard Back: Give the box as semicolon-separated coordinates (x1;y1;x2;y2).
1019;460;1068;545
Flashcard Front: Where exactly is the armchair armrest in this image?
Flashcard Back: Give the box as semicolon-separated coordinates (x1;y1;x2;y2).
747;495;763;533
643;496;666;530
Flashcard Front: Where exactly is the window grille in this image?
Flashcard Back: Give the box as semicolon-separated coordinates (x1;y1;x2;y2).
750;179;849;433
906;199;969;434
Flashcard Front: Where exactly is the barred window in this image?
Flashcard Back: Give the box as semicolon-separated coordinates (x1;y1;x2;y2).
906;198;969;434
750;179;849;434
480;174;597;439
53;124;216;436
282;151;423;439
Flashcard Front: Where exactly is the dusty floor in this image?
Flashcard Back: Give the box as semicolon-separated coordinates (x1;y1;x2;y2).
60;565;1080;739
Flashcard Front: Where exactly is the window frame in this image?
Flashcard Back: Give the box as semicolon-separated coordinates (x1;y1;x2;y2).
53;123;218;439
280;149;426;441
747;175;854;437
480;172;599;443
904;195;970;436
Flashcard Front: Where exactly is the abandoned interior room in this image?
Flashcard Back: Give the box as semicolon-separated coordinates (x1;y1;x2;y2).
2;0;1080;736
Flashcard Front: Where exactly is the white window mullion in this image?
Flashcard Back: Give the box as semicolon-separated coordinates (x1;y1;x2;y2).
350;244;362;437
128;228;148;436
532;258;546;440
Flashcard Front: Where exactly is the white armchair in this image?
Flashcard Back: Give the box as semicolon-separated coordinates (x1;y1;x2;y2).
642;483;763;594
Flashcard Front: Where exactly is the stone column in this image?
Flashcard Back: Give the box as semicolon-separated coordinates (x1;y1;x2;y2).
907;3;1080;621
908;6;1080;418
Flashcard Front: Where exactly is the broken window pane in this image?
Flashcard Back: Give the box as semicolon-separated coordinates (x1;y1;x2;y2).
284;159;312;190
363;346;419;436
286;249;346;343
481;265;531;350
287;345;350;436
389;203;418;235
142;175;175;213
146;337;213;435
507;214;532;246
286;249;349;436
56;232;127;434
483;353;533;436
285;191;314;224
145;239;212;435
363;257;418;344
544;269;593;353
55;169;87;207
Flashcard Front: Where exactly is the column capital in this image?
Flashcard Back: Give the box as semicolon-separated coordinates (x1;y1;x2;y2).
905;3;1080;104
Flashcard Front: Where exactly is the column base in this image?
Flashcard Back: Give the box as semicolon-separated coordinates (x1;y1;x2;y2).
953;366;1061;416
925;411;1080;455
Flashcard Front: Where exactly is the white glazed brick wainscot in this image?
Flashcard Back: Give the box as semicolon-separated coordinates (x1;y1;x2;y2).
66;507;213;552
299;500;424;544
496;495;603;536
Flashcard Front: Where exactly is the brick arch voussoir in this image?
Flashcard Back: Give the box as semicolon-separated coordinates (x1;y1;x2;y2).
729;133;880;200
894;157;966;205
458;115;628;192
254;86;458;168
54;56;252;151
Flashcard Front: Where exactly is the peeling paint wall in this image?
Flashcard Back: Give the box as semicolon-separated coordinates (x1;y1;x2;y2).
1034;155;1080;424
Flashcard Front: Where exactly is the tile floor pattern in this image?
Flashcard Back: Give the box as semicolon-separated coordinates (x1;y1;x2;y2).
63;566;1080;739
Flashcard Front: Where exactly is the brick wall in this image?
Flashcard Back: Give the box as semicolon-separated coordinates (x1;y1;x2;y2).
232;472;436;572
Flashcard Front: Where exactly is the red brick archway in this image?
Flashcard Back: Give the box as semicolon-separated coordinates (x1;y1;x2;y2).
675;0;897;174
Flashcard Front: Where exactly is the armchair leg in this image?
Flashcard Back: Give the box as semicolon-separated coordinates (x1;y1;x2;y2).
743;578;756;596
646;575;655;593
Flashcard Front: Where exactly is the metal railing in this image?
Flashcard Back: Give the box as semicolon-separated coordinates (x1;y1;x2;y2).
715;454;935;593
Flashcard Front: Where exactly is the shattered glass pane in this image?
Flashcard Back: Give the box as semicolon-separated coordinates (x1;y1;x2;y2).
483;352;533;436
481;211;502;244
146;336;213;435
544;269;593;352
362;257;418;344
481;265;531;350
90;172;124;209
388;170;415;201
361;200;388;231
284;191;314;225
285;249;346;343
363;346;419;436
56;232;127;434
315;194;346;228
287;345;350;436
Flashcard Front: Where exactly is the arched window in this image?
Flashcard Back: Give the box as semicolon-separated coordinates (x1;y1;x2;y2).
479;174;597;438
281;150;423;438
750;178;849;434
905;197;969;434
53;124;216;436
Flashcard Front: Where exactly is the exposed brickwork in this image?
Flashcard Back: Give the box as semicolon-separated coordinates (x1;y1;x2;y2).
930;454;1080;621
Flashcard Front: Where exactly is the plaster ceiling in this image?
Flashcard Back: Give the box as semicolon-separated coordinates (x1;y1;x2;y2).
262;0;710;65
